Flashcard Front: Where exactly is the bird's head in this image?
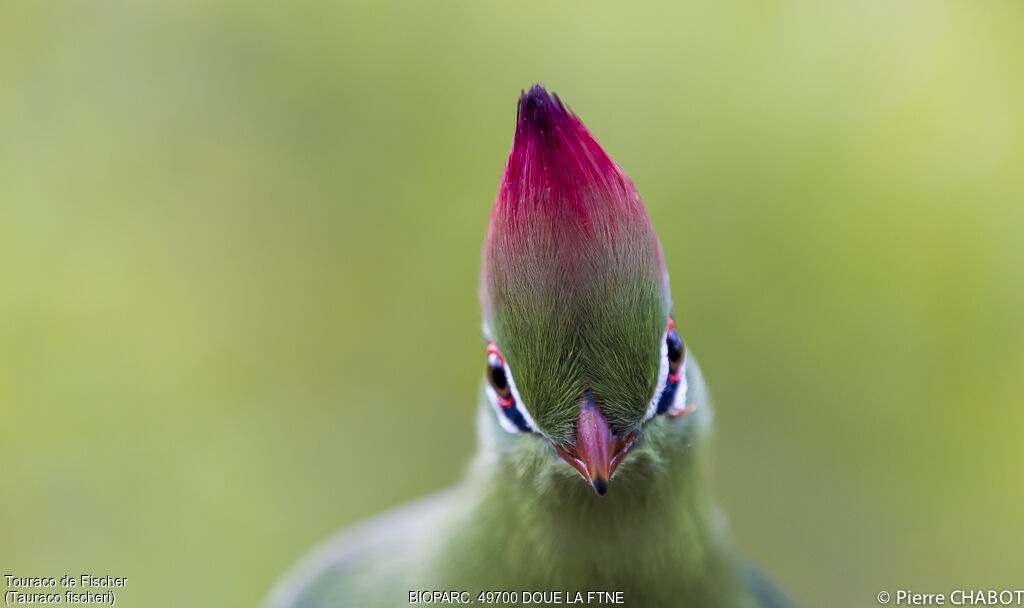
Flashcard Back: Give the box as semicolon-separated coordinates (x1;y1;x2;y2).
480;86;695;497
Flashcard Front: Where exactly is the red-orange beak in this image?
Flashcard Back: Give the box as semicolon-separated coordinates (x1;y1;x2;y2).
555;399;637;496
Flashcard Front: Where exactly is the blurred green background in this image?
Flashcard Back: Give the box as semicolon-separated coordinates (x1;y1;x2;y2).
2;1;1023;606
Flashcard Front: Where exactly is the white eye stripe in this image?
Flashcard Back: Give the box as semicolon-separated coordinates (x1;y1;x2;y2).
665;359;690;417
644;329;690;421
645;337;671;420
484;356;539;435
485;383;527;434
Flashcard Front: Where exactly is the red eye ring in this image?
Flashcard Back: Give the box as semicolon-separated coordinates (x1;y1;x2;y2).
665;318;685;379
486;342;504;364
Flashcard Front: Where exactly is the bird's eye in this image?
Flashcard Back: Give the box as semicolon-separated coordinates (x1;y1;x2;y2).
487;351;513;405
666;324;684;377
645;318;693;420
484;342;536;434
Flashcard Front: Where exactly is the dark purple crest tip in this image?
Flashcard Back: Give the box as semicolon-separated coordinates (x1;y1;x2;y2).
519;85;569;135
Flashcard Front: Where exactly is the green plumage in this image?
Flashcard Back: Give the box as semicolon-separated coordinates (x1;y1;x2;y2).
435;362;748;606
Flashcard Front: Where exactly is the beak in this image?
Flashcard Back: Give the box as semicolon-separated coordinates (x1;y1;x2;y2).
555;398;637;496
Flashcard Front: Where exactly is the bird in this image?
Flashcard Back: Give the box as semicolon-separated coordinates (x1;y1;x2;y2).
265;85;793;608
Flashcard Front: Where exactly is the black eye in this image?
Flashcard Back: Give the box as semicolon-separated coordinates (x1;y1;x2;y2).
666;328;684;373
487;351;513;402
488;355;508;390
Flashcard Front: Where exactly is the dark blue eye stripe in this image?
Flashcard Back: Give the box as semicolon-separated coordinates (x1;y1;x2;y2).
655;376;681;416
503;405;533;433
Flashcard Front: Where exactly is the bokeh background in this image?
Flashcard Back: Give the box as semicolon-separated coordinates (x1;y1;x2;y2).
2;2;1023;606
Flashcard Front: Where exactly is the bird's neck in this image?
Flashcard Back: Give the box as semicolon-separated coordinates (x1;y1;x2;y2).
435;407;752;605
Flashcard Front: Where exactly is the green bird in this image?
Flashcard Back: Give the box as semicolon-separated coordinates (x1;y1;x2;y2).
266;85;792;608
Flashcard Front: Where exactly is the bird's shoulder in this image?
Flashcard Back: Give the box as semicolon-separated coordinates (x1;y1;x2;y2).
264;489;458;608
741;560;798;608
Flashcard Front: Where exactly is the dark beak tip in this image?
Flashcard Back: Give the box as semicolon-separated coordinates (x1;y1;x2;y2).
591;476;609;496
